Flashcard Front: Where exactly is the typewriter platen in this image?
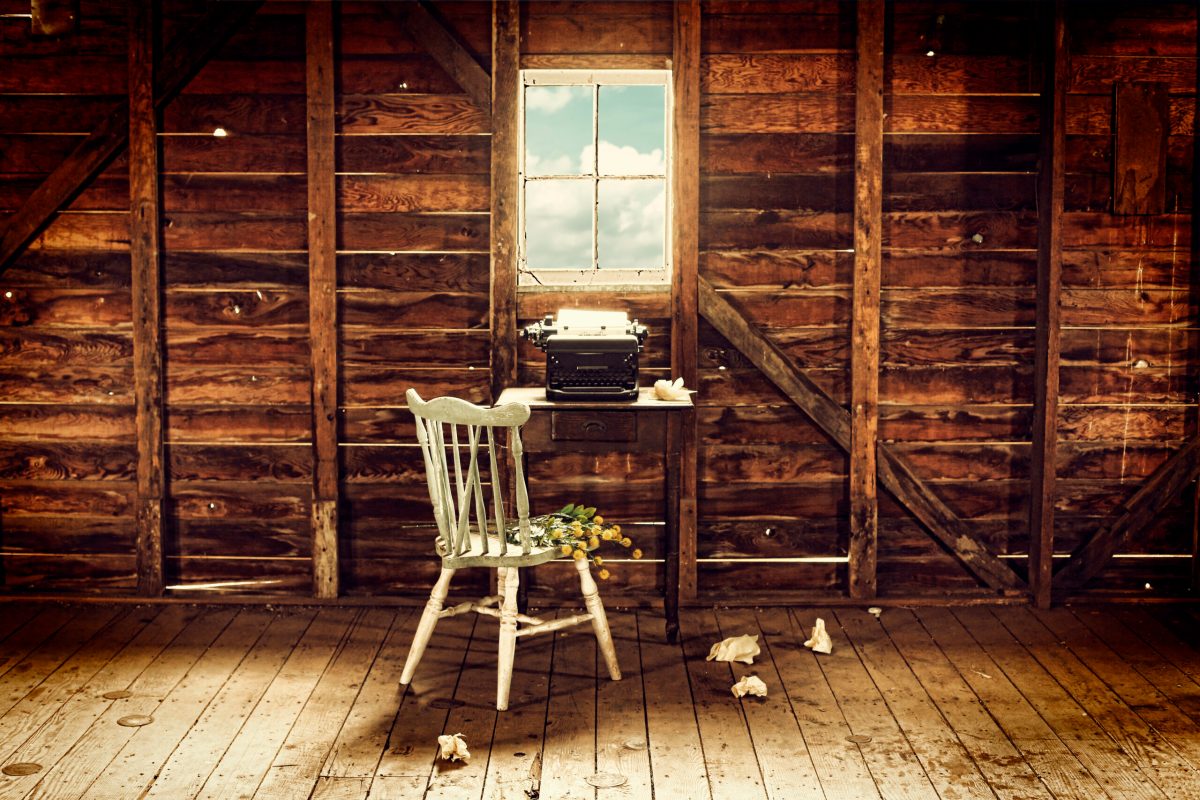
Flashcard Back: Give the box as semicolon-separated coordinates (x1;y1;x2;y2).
520;309;649;401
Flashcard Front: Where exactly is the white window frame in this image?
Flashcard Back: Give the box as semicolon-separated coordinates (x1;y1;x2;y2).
518;69;673;288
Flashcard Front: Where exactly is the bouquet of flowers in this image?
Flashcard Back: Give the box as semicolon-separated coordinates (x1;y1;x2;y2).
508;503;641;580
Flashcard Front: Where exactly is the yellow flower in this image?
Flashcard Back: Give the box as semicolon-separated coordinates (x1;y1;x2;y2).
611;524;621;534
593;555;604;566
632;548;643;559
594;515;604;524
598;568;610;580
560;544;573;556
588;535;600;549
601;530;614;540
573;548;586;560
620;537;632;548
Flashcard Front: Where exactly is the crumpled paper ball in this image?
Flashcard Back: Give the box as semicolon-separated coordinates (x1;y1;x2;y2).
804;617;833;655
437;732;470;762
654;377;691;401
731;674;768;698
707;633;761;664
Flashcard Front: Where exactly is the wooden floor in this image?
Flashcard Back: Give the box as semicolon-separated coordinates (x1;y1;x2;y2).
0;602;1199;800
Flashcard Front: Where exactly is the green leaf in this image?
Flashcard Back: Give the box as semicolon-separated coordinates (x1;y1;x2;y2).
582;506;596;519
560;503;576;515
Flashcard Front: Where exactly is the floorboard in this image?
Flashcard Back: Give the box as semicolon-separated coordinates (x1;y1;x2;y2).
0;603;1197;800
835;608;998;799
800;608;937;800
954;606;1171;800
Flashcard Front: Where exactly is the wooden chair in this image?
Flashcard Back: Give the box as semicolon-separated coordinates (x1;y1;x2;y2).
400;389;621;710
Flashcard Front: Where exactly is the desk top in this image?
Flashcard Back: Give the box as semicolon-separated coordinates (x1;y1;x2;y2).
497;386;693;410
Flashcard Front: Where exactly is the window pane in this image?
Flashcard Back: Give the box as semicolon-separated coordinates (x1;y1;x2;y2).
597;179;664;269
598;85;665;176
524;85;591;176
525;180;593;269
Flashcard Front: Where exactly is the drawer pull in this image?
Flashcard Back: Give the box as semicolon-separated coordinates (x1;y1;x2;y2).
551;411;637;442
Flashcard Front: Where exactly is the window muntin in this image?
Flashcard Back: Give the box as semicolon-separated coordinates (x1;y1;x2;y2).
519;70;671;286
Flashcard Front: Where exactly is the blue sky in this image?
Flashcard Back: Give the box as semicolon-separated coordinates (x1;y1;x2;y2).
524;83;666;270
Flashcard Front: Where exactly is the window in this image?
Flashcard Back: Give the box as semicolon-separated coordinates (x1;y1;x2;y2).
519;70;671;286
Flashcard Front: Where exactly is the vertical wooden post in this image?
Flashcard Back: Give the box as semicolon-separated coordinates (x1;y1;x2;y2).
307;2;338;599
490;0;520;401
1029;0;1066;609
672;0;700;603
129;0;164;597
848;0;884;600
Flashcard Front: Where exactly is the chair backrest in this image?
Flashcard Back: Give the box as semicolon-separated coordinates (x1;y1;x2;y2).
406;388;534;559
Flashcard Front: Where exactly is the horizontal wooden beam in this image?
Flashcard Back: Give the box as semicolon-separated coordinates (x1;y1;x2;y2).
388;0;492;116
1055;437;1200;590
698;277;1024;594
0;1;262;273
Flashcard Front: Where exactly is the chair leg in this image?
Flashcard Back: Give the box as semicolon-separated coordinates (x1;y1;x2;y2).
496;566;519;711
575;558;621;681
401;566;455;685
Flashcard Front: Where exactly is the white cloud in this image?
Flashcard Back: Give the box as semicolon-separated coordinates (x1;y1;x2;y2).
525;151;574;176
579;141;664;176
525;86;576;114
599;180;665;268
525;180;592;268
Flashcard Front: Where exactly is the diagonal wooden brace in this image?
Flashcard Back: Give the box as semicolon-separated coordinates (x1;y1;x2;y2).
0;1;264;272
385;0;492;116
1055;437;1200;590
698;278;1025;594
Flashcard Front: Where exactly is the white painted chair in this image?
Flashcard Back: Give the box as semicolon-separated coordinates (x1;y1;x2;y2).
400;389;621;711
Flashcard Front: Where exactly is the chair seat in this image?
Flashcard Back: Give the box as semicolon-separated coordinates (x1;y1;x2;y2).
440;523;565;568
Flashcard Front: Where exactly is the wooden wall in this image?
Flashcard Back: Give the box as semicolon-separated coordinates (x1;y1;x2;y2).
1058;1;1197;595
0;0;1196;603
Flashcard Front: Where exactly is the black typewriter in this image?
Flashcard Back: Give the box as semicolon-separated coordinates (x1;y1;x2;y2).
519;310;649;401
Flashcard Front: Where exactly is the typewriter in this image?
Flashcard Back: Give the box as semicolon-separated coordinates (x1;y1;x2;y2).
519;309;649;401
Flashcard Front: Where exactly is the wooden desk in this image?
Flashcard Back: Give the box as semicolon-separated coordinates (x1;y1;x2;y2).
497;387;694;642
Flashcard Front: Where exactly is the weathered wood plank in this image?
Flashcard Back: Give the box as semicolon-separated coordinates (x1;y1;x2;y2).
252;609;393;799
24;608;236;798
794;609;935;798
1114;82;1169;215
1056;438;1200;590
673;0;700;603
678;608;765;799
849;0;883;600
490;0;519;400
992;607;1200;795
386;1;490;116
84;609;273;799
877;608;1060;799
714;608;825;798
914;607;1123;800
836;608;1000;798
307;1;338;601
143;610;316;800
192;609;355;799
128;0;165;598
1029;0;1066;609
0;1;264;271
699;278;1022;593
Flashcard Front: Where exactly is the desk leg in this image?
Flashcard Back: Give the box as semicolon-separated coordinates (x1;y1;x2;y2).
665;413;682;643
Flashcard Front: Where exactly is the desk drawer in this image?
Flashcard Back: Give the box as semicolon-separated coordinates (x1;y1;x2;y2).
551;411;637;442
